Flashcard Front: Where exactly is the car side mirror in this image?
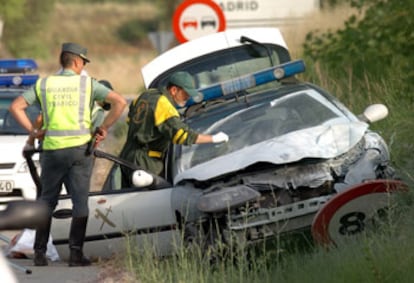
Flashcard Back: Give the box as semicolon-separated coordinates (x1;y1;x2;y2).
359;104;388;123
132;170;154;188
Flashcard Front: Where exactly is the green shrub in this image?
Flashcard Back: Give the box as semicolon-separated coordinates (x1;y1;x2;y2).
303;0;414;94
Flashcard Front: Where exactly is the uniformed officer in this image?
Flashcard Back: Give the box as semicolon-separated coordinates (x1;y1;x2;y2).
9;42;127;267
119;71;229;187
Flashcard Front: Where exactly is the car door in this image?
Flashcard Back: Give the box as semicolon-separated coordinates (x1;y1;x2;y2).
51;186;179;260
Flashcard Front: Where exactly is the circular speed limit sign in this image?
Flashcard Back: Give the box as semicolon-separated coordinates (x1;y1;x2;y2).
312;180;407;246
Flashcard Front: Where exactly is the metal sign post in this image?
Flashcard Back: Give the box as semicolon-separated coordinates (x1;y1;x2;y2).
148;31;174;54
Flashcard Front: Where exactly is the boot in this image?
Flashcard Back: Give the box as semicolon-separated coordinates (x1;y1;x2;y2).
68;217;91;267
34;251;48;266
33;216;52;266
69;248;91;267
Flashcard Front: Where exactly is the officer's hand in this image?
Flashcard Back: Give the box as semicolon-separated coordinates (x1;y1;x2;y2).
95;126;107;145
30;129;46;141
22;143;35;158
212;132;229;143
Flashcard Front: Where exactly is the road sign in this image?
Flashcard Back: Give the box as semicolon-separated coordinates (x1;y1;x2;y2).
172;0;226;43
214;0;320;28
311;180;408;246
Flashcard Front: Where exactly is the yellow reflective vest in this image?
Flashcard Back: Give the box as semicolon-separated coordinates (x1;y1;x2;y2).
35;75;92;150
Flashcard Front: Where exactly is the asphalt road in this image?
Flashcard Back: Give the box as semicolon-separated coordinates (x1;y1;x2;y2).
9;258;101;283
1;231;101;283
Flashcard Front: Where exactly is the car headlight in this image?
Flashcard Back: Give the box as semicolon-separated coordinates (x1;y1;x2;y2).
197;185;261;213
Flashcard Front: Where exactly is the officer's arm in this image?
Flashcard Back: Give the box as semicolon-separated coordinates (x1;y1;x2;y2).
99;91;127;130
9;96;33;133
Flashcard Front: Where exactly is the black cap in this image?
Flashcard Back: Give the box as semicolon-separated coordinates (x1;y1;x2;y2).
61;42;90;63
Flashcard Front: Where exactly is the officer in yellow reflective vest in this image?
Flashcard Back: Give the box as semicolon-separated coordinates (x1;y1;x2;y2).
9;42;127;267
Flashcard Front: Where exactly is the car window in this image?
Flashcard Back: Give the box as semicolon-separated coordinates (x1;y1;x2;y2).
0;96;41;134
174;90;347;172
149;44;289;91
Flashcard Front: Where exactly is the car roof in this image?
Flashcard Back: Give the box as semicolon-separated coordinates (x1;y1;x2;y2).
141;27;289;88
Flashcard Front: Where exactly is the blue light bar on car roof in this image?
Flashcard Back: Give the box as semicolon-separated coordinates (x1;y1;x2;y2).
185;59;306;107
0;74;39;86
0;59;38;74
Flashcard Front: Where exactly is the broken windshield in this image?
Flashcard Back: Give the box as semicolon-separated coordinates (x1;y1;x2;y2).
175;89;349;173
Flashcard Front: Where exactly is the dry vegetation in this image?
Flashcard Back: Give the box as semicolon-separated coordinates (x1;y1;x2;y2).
37;2;159;95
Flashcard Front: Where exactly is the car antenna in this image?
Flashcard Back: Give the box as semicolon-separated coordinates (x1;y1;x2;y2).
240;36;274;66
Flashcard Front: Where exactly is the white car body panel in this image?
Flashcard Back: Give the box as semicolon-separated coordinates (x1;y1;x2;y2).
0;135;38;204
141;27;288;87
52;188;179;260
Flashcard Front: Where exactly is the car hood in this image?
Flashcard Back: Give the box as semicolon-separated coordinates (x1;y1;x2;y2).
0;135;28;163
174;121;368;184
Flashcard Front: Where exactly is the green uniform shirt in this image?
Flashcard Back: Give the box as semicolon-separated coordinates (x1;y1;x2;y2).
119;88;198;176
91;105;105;130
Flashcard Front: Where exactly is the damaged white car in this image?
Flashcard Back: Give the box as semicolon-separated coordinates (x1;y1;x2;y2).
48;27;405;260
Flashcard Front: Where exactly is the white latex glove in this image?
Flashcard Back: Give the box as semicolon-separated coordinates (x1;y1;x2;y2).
212;132;229;143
